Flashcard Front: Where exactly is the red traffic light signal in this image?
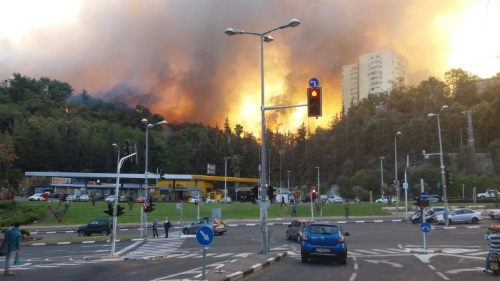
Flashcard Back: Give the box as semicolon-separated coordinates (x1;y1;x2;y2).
143;205;150;213
307;87;322;117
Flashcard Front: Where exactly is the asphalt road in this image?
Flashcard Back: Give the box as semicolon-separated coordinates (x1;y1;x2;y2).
10;217;498;280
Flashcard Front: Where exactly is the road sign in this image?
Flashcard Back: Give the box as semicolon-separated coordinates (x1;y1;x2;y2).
309;78;319;88
403;183;409;189
420;222;432;233
196;226;214;246
420;192;428;200
443;212;448;220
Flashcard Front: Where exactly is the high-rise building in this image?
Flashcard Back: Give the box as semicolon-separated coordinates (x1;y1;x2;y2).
342;49;409;111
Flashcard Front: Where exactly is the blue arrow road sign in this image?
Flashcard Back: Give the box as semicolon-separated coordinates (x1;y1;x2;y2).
309;78;319;88
420;222;432;233
443;212;448;220
420;192;428;200
196;226;214;246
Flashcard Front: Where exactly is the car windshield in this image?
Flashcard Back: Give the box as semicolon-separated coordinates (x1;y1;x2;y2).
309;225;338;235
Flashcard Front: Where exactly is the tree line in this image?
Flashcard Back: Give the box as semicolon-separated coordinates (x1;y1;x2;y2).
0;70;499;201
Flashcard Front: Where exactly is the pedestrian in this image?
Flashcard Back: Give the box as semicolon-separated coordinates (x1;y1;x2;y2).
292;203;297;217
152;219;159;238
281;195;287;207
344;201;350;219
3;222;21;275
163;217;172;238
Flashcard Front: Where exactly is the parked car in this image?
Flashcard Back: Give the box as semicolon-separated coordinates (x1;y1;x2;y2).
78;195;90;202
375;197;396;204
105;195;116;203
436;208;483;224
327;196;344;203
182;217;227;235
221;197;232;204
29;193;47;201
119;196;128;202
65;195;77;202
477;190;499;199
286;220;314;243
301;223;350;265
135;196;150;203
427;194;442;203
426;206;446;218
190;196;202;204
77;218;112;237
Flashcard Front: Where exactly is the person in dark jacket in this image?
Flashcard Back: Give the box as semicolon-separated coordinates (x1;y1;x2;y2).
163;217;172;238
4;222;21;275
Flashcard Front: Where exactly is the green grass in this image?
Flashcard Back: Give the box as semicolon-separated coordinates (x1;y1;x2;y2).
17;200;495;227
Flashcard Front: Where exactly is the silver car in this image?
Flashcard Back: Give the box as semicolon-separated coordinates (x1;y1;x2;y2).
286;220;314;243
436;208;483;224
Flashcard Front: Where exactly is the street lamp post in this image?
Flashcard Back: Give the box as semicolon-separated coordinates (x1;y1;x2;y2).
316;167;321;216
395;131;401;213
141;118;167;237
224;157;230;201
428;105;449;226
225;18;300;254
380;157;385;194
287;170;290;189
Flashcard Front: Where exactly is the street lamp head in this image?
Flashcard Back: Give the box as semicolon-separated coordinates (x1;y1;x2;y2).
280;18;301;29
263;35;274;43
441;105;449;112
156;120;168;125
112;143;118;148
141;118;147;124
224;28;244;36
427;113;436;117
380;156;385;160
396;131;401;136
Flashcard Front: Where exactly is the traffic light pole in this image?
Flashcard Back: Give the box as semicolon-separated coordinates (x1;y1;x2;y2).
111;152;136;257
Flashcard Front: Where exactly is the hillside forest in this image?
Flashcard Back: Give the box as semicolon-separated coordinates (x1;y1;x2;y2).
1;69;500;201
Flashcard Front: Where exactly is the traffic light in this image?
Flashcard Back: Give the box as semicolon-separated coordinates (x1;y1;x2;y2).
311;187;317;200
268;186;274;203
116;205;125;216
104;203;113;216
149;198;155;213
143;205;150;213
307;87;322;117
445;170;453;187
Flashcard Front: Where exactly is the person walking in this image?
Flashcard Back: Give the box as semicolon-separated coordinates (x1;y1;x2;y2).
152;219;159;238
4;222;21;275
292;203;297;217
163;217;172;238
281;195;287;207
344;201;350;219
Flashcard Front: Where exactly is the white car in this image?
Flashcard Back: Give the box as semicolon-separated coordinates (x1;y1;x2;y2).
436;208;483;224
29;193;47;201
190;196;201;204
65;195;77;202
489;209;500;220
375;197;396;204
105;195;116;203
221;197;232;204
78;195;90;202
477;190;499;199
327;196;344;203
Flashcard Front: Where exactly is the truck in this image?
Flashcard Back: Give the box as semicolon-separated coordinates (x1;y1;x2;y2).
477;190;499;199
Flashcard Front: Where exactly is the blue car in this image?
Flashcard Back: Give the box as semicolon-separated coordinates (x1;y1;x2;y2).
301;223;350;265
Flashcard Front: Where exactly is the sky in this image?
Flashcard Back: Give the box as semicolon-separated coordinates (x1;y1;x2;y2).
1;0;499;135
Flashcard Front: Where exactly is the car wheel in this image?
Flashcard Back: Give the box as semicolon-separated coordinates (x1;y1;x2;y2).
286;231;291;240
411;218;419;224
339;257;347;265
182;228;189;235
78;230;86;237
376;202;381;204
480;196;485;199
296;234;302;243
101;229;109;236
472;217;479;224
301;255;308;263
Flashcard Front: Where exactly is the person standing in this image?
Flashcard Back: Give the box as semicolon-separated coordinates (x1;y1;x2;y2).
163;217;172;238
344;201;350;219
292;203;297;217
4;222;21;275
152;219;159;238
485;225;500;273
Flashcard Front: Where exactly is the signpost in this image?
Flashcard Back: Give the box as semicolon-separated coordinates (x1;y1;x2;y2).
420;222;431;250
196;226;214;280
